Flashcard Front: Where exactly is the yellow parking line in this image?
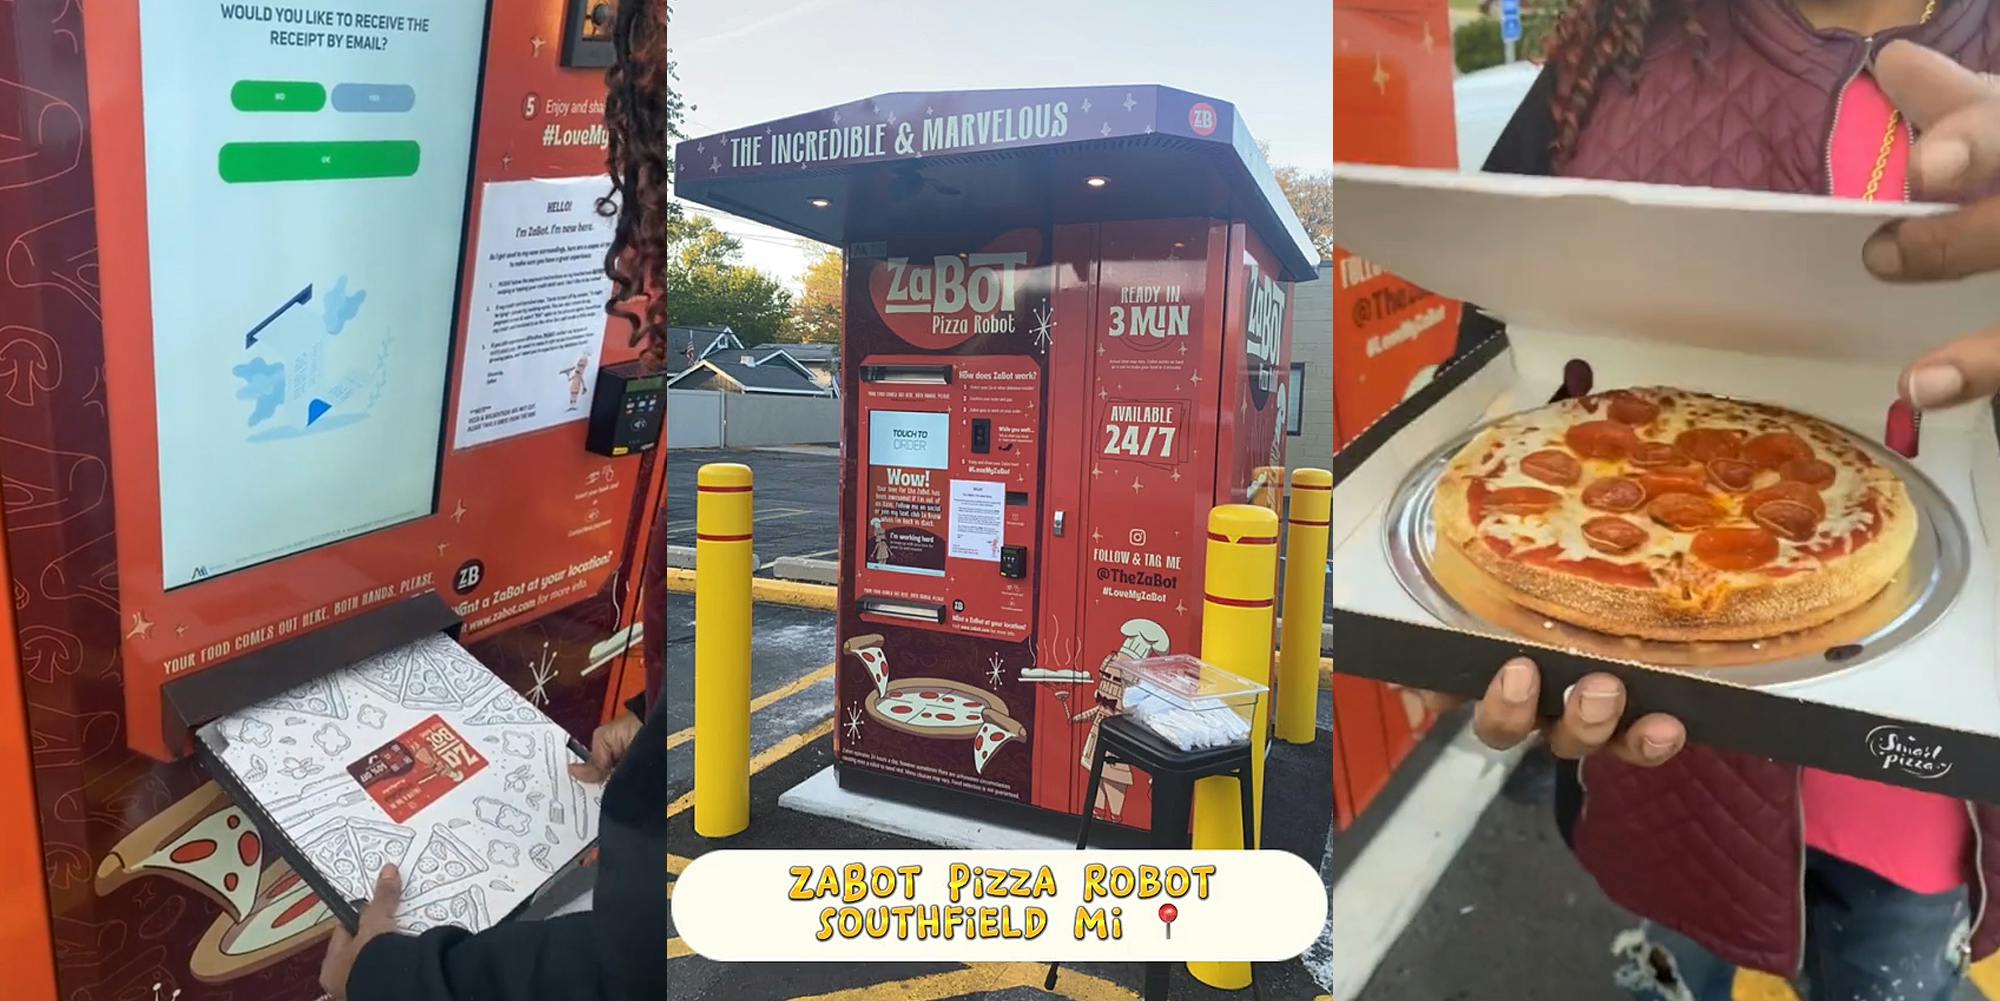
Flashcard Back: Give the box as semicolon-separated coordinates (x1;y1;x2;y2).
666;664;835;752
784;962;1138;1001
667;717;835;819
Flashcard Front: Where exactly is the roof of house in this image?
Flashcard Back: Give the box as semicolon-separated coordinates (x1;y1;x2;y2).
747;343;837;365
671;355;829;395
666;326;741;361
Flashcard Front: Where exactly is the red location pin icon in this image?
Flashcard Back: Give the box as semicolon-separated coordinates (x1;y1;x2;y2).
1158;903;1178;939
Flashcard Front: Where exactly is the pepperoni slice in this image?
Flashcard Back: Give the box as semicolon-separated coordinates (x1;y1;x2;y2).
170;839;217;864
1565;420;1640;460
1519;449;1582;486
1484;486;1562;514
1744;432;1813;470
1780;458;1837;488
934;712;956;722
1637;472;1707;499
275;892;322;928
272;872;303;896
224;872;239;892
1647;493;1720;531
1582;516;1648;554
919;691;940;699
238;831;260;867
1690;526;1780;570
1753;499;1821;542
887;704;913;715
1629;442;1680;467
1747;481;1826;518
1705;458;1758;493
226;815;241;830
1675;427;1744;462
1607;392;1660;425
1582;476;1646;512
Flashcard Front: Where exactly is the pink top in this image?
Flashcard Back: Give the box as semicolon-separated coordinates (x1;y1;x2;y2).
1800;70;1970;896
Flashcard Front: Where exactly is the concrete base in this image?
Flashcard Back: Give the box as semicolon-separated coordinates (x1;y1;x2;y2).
770;556;838;584
777;765;1072;851
667;543;761;570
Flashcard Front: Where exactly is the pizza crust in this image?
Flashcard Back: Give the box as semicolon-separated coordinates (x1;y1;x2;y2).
1432;388;1920;642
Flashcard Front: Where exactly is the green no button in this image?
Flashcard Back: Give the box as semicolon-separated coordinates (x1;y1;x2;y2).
218;141;421;183
231;80;327;112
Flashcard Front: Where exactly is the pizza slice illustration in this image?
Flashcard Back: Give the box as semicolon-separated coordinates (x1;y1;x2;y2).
972;710;1025;774
96;782;263;921
845;634;890;699
401;825;489;900
464;689;544;727
296;815;414;903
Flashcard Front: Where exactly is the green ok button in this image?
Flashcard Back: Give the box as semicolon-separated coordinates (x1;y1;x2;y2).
231;80;327;112
218;141;422;183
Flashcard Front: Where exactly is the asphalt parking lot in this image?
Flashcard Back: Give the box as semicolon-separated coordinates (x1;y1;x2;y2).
663;447;1335;1000
669;447;842;572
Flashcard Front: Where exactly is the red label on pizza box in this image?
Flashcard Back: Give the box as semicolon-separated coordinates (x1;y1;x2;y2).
346;715;488;823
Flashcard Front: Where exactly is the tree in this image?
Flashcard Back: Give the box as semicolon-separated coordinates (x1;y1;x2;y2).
782;245;844;344
665;215;794;344
1262;142;1335;263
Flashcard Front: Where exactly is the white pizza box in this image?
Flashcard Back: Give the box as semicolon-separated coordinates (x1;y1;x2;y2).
195;632;604;935
1328;163;2000;798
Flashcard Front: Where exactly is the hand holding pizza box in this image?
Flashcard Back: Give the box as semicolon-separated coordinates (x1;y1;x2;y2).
1327;164;2000;800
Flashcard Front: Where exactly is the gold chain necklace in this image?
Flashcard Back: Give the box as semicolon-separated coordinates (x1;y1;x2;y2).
1861;0;1940;201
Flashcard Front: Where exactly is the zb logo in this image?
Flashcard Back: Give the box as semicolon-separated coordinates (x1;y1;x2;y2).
453;559;486;596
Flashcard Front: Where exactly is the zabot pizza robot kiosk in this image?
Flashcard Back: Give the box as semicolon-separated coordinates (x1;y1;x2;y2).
0;2;664;997
676;87;1317;831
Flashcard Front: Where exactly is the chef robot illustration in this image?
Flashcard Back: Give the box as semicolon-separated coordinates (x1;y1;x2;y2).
1061;618;1171;822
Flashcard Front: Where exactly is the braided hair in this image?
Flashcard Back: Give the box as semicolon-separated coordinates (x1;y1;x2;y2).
601;0;673;370
1542;0;1708;167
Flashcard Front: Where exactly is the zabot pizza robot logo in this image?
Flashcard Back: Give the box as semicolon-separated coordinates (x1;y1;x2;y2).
868;229;1043;350
669;850;1327;962
1242;254;1287;404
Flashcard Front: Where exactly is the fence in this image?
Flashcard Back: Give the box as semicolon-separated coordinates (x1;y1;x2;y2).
668;389;841;449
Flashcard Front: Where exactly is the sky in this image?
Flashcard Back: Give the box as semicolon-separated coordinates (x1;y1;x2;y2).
669;0;1331;288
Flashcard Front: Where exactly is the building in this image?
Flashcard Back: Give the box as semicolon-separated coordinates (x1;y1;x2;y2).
666;325;744;372
667;348;834;397
742;343;839;395
1288;261;1333;470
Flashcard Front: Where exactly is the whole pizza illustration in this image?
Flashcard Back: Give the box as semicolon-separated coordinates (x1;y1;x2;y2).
1434;386;1918;641
847;635;1025;774
864;678;1008;739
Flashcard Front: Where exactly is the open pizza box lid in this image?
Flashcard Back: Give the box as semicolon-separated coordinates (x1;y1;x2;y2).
1328;163;2000;798
167;595;604;937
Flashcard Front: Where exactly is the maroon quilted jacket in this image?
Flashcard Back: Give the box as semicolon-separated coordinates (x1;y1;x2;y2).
1475;0;2000;975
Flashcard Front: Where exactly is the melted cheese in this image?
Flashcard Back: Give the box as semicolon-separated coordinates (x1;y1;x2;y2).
1463;388;1882;573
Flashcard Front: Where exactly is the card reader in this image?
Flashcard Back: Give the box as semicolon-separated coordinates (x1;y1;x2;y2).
586;360;665;457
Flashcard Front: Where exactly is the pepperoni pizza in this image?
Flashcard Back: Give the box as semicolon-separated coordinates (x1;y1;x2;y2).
1433;387;1918;641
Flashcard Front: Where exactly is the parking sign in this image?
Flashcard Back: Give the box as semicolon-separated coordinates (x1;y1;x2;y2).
1500;0;1523;42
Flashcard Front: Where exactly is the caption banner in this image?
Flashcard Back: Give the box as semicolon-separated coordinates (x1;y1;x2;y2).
671;850;1328;962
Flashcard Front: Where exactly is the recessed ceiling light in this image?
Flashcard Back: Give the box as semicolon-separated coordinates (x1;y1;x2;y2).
1084;176;1110;188
809;197;831;208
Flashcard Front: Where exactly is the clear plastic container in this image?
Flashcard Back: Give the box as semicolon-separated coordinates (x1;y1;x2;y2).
1112;654;1268;751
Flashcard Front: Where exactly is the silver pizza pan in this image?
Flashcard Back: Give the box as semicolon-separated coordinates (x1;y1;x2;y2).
1382;413;1970;689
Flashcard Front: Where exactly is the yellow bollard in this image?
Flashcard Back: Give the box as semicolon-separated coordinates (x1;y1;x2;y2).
1189;504;1279;992
1276;469;1332;745
694;463;753;838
